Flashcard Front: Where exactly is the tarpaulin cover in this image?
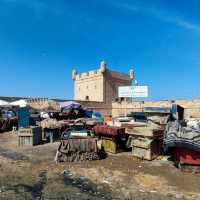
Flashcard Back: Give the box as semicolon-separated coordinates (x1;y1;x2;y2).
59;101;81;109
94;125;125;136
0;100;9;106
92;112;103;123
0;118;17;132
164;121;200;153
10;99;27;107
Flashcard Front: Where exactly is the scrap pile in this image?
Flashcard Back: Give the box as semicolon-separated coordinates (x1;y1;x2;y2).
103;109;166;159
41;118;62;129
58;101;86;120
55;136;103;162
126;123;164;160
164;120;200;169
162;105;200;170
102;106;174;159
38;101;101;142
55;101;105;162
55;124;107;162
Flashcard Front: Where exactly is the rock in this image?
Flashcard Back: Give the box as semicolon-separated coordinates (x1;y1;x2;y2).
97;185;103;190
175;193;184;199
150;190;157;193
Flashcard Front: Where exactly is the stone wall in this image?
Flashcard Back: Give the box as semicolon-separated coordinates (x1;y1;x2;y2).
27;98;112;116
77;100;112;116
112;99;200;118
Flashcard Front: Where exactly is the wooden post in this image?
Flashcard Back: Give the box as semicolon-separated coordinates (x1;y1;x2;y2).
125;98;127;117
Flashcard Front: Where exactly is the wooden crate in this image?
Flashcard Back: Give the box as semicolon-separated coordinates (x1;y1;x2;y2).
131;137;163;160
126;127;164;137
18;126;42;146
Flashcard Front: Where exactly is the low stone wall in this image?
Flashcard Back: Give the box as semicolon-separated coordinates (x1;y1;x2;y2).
77;100;112;116
112;99;200;118
28;98;112;116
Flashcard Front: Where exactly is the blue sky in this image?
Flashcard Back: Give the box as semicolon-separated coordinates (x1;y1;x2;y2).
0;0;200;100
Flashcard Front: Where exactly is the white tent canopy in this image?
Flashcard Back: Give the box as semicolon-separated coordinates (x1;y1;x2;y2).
0;100;9;106
9;99;27;107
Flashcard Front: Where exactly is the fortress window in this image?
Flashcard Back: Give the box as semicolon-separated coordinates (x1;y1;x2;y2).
85;96;89;100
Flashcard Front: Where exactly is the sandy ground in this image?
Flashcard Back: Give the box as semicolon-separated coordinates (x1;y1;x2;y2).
0;132;200;200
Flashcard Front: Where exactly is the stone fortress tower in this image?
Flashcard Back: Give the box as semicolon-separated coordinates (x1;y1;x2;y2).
72;61;134;104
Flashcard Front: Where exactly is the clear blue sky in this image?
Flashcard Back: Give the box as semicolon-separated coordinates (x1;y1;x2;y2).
0;0;200;100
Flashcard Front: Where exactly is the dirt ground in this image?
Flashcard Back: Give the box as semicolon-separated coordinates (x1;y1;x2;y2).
0;132;200;200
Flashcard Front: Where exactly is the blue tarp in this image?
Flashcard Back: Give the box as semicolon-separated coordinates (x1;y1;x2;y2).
92;112;103;123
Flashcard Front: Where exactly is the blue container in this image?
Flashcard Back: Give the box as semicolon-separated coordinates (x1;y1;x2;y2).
17;107;30;127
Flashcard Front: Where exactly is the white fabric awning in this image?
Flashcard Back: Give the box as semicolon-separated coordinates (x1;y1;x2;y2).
9;99;27;107
0;100;9;106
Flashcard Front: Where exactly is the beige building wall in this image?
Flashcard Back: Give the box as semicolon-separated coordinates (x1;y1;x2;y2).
104;70;132;104
112;99;200;118
77;100;112;116
25;98;200;118
74;71;104;102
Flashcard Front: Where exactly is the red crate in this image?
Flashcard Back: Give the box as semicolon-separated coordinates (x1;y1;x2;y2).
94;125;125;137
172;147;200;165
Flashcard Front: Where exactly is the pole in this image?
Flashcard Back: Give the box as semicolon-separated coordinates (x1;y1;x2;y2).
125;98;127;117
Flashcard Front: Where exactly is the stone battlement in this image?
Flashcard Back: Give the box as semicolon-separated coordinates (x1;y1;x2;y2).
74;69;104;81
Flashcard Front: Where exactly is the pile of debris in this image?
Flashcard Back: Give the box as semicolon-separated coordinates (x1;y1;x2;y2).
164;119;200;169
126;123;164;160
55;136;104;162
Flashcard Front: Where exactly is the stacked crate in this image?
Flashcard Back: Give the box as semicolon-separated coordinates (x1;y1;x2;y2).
94;125;126;154
126;126;163;160
18;126;42;146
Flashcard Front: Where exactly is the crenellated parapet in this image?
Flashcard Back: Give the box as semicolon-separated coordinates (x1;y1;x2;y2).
72;61;107;81
72;61;133;81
